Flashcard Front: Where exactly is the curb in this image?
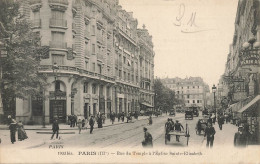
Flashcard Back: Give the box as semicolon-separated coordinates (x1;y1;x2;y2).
36;131;76;134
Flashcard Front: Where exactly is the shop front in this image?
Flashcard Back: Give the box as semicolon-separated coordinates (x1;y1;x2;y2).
237;95;260;145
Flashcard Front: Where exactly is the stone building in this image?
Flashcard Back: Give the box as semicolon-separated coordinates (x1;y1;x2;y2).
15;0;155;124
220;0;260;144
161;77;210;110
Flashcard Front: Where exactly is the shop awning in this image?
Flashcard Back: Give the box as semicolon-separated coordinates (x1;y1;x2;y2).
226;103;236;111
140;102;154;108
238;95;260;113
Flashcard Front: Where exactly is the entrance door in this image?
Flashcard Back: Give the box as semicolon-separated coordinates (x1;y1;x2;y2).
107;102;111;117
84;103;89;119
50;100;66;123
119;98;122;113
93;103;97;116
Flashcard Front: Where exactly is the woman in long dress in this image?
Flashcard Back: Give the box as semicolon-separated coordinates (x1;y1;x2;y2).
17;121;28;141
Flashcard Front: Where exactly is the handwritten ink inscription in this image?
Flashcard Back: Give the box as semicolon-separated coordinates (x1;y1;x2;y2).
173;3;212;33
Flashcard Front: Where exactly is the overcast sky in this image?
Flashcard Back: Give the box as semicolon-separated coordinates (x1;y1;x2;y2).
119;0;238;88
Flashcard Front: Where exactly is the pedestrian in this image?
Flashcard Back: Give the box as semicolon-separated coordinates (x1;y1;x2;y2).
68;115;71;125
110;112;115;124
165;118;172;141
204;123;216;148
170;119;175;131
196;119;202;134
174;120;184;142
121;112;125;122
117;113;121;122
97;115;103;128
71;114;75;127
78;119;82;134
17;121;28;141
134;111;138;120
234;126;247;147
218;115;224;130
148;116;153;125
127;112;132;123
9;119;17;144
102;113;106;124
142;127;153;148
89;115;95;134
212;114;216;125
208;114;213;125
82;118;85;128
51;118;59;140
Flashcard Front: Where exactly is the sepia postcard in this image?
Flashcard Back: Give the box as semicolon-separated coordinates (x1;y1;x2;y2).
0;0;259;163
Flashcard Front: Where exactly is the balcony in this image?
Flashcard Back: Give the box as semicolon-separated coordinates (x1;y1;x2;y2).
48;0;68;5
84;31;91;40
141;77;151;83
49;18;67;29
31;19;41;28
29;0;42;5
107;42;112;50
119;61;123;66
96;32;104;44
85;48;90;58
49;41;67;49
72;23;76;33
97;53;103;60
72;44;76;53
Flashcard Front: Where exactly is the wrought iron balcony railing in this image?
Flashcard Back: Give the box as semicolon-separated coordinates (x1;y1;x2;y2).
49;18;67;28
29;0;42;5
48;0;68;5
31;19;41;28
49;41;67;49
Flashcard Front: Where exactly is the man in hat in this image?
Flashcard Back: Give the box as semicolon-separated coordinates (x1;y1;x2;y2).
234;126;247;147
174;120;184;142
165;118;172;141
142;127;153;147
204;123;216;148
9;119;17;144
89;115;95;134
51;118;59;140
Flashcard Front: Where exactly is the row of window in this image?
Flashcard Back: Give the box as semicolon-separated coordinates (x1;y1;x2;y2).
187;100;203;104
168;85;201;89
83;82;111;95
176;94;203;99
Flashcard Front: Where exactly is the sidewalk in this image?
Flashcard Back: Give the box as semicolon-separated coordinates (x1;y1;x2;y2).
0;115;164;149
202;122;238;148
0;115;157;131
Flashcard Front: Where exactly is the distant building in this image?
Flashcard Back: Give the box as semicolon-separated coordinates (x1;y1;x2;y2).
161;77;210;110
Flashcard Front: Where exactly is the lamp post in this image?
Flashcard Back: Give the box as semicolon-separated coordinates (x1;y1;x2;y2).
52;63;59;122
240;37;260;96
212;84;217;116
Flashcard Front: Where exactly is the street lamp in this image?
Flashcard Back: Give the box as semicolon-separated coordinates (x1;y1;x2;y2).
240;37;260;96
212;84;217;116
52;62;59;122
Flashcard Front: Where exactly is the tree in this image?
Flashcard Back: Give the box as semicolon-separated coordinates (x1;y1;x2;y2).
154;79;180;112
0;0;47;122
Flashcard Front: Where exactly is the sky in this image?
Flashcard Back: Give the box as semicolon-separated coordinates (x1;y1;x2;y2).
119;0;238;88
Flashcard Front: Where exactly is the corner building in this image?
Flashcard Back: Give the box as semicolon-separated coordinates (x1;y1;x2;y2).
16;0;155;124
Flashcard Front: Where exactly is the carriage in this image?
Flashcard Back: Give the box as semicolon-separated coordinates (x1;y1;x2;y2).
195;116;209;135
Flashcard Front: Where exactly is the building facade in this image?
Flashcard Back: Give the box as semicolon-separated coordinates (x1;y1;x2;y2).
16;0;155;124
219;0;260;144
161;77;210;110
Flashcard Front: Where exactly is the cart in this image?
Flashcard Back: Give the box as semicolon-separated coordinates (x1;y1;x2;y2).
195;115;209;134
165;123;190;146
